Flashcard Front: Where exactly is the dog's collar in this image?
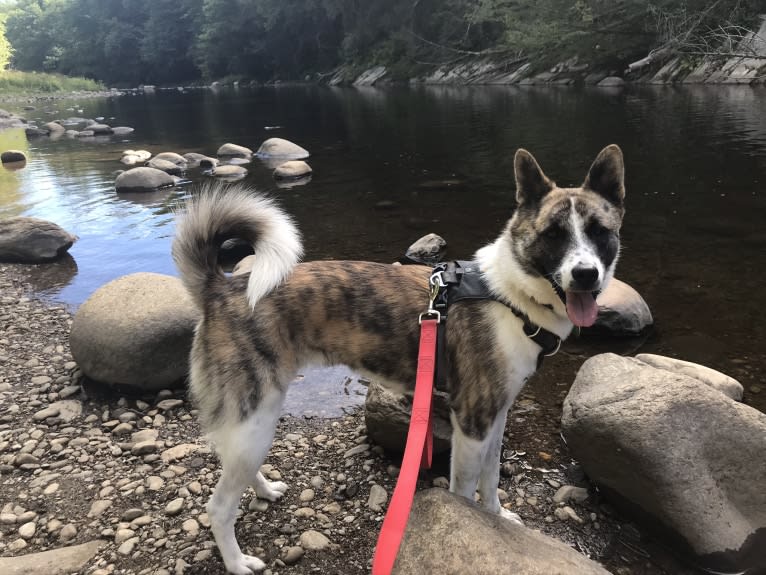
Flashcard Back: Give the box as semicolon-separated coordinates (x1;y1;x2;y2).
430;260;562;366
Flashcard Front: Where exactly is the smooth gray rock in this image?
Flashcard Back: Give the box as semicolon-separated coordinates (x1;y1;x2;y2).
634;354;743;400
364;380;452;454
115;167;175;193
1;150;27;164
394;489;612;574
597;76;626;87
147;157;184;175
88;123;113;135
43;122;65;134
211;164;247;178
70;272;200;390
273;160;312;179
0;540;105;575
217;143;253;158
255;138;309;160
152;152;187;167
0;217;76;263
405;233;446;264
587;278;653;336
183;153;217;168
562;353;766;574
111;126;134;135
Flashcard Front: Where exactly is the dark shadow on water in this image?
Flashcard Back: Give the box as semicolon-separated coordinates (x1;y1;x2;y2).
9;254;79;298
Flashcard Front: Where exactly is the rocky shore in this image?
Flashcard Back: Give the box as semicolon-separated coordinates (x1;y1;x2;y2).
0;263;704;575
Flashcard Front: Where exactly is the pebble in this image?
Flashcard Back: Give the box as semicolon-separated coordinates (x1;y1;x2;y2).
115;528;136;545
282;545;305;565
18;521;36;539
299;529;332;550
157;399;184;411
59;523;77;541
182;518;199;538
118;536;140;555
432;476;450;489
554;506;584;524
88;499;113;517
367;484;388;512
165;498;185;516
553;485;589;504
299;489;315;502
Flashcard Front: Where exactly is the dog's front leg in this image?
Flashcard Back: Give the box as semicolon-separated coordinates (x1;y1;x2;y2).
449;414;484;501
477;409;523;525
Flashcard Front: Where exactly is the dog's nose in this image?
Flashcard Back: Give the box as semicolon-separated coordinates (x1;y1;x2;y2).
571;266;599;290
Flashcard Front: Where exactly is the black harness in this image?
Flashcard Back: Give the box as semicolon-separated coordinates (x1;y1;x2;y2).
424;260;562;389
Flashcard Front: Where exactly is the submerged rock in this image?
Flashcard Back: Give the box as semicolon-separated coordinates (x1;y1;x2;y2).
217;143;253;158
115;167;175;193
0;217;76;263
273;160;312;180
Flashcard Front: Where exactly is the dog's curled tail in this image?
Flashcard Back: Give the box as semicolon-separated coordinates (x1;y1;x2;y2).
172;183;303;309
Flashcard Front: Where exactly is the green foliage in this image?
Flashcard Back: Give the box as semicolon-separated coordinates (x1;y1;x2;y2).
0;69;103;93
0;0;762;85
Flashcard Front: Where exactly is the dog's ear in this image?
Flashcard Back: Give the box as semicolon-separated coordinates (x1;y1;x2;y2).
514;149;554;205
583;145;625;208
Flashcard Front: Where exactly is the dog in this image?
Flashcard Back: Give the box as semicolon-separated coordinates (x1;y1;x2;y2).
172;144;626;574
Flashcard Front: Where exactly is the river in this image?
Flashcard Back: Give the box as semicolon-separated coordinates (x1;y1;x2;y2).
0;84;764;415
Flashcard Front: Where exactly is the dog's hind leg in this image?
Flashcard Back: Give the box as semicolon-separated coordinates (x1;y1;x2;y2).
207;391;285;575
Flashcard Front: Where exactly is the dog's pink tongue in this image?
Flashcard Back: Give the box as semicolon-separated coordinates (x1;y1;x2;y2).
565;292;599;327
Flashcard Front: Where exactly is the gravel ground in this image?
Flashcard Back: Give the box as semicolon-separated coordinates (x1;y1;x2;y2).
0;264;702;575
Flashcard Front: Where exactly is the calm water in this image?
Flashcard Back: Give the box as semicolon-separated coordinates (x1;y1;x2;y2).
1;85;764;413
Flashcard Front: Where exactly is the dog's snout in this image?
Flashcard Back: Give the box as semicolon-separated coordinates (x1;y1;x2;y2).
571;266;599;290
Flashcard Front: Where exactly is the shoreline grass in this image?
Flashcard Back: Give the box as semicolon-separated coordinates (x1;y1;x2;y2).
0;70;103;94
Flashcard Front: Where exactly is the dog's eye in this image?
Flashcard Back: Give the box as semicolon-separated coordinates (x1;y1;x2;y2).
543;226;563;240
588;224;610;238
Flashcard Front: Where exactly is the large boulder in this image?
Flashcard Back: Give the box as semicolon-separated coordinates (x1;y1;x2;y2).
634;353;743;400
584;278;653;336
562;353;766;574
0;540;105;575
255;138;309;160
115;167;175;193
364;380;452;454
0;217;76;263
393;489;612;575
70;273;200;390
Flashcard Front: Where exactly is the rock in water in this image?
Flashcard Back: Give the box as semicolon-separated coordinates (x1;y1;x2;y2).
115;167;175;193
0;217;76;263
256;138;309;160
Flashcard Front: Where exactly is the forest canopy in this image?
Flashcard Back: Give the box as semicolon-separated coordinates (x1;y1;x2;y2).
0;0;762;86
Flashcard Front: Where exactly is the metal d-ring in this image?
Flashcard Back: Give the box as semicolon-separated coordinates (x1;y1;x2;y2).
418;310;441;324
544;338;562;357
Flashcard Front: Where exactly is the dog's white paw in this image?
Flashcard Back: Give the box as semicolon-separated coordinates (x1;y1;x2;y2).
224;553;266;574
499;507;524;526
258;480;288;502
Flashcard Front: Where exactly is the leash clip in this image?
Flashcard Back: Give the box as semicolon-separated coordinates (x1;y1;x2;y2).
419;270;445;324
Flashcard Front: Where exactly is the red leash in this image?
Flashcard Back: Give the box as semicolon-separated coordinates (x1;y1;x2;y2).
371;316;437;575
